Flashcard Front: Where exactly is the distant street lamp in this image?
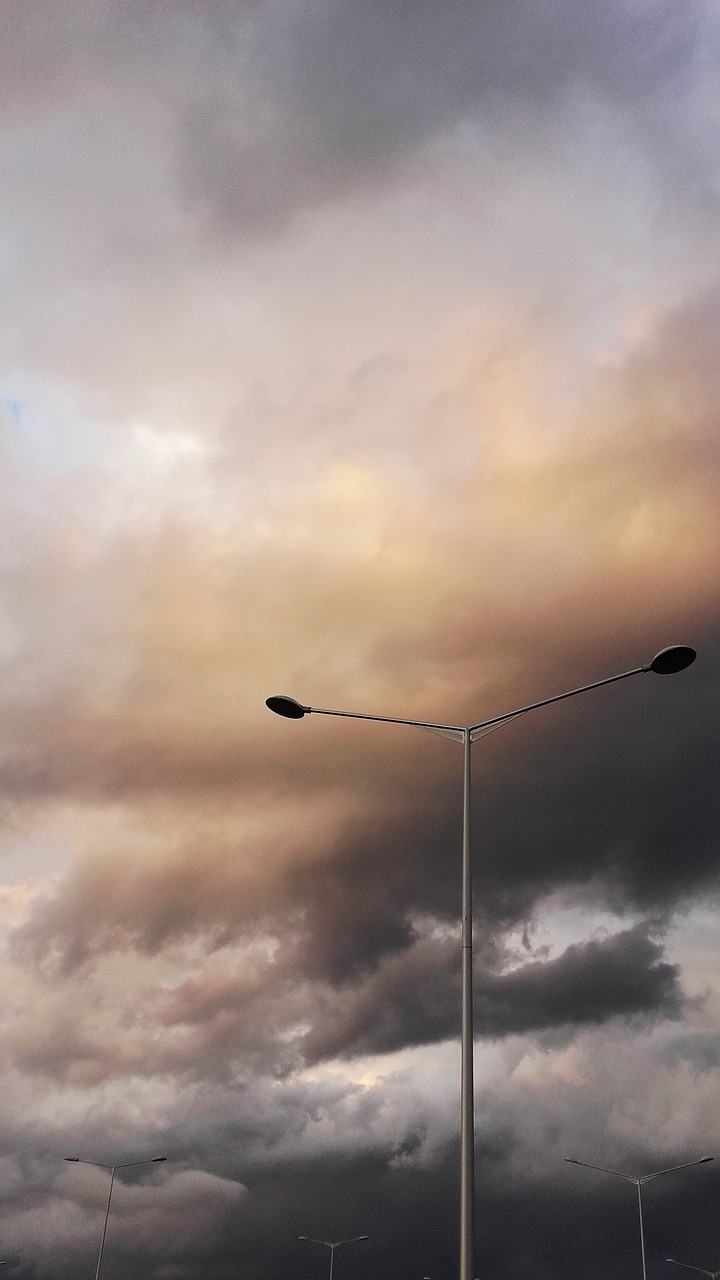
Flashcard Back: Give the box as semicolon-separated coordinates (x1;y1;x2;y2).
299;1235;368;1280
64;1155;167;1280
565;1156;713;1280
667;1260;720;1279
269;645;696;1280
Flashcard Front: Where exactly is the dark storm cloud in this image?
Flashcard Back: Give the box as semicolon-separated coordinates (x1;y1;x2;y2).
1;1030;717;1280
0;1047;470;1279
5;868;685;1084
283;619;720;983
477;924;683;1034
302;924;683;1063
7;604;719;973
5;541;720;991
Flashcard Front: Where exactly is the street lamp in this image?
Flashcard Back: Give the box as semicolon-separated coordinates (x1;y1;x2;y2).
268;643;696;1280
667;1259;720;1279
564;1156;713;1280
64;1155;167;1280
299;1235;368;1280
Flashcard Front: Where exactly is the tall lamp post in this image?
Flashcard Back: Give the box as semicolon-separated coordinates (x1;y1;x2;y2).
268;644;696;1280
564;1156;713;1280
299;1235;369;1280
64;1155;167;1280
668;1259;720;1279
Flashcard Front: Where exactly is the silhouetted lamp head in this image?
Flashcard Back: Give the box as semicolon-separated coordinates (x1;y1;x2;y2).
152;1157;168;1163
266;695;307;719
648;645;696;675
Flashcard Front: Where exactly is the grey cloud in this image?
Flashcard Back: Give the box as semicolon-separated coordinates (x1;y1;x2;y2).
0;948;713;1280
0;2;705;245
658;1028;720;1073
174;0;706;238
0;1062;459;1278
2;1042;717;1280
476;924;683;1035
6;902;684;1091
0;1157;246;1280
303;924;683;1063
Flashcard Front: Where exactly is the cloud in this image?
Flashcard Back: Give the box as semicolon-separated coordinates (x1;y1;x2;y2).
4;281;720;1002
0;0;716;452
173;0;707;240
0;5;719;1277
3;1;705;244
302;924;684;1063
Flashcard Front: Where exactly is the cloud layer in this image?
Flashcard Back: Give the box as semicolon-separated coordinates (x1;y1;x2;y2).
0;2;719;1278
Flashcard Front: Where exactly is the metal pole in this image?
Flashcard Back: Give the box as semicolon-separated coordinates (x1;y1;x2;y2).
329;1242;334;1280
460;728;474;1280
95;1166;116;1280
637;1180;647;1280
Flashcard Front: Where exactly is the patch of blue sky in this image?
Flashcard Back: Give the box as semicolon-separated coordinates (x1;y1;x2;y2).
0;396;23;429
0;375;101;478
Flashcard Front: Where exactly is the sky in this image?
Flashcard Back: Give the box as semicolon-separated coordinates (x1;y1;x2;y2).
0;2;720;1279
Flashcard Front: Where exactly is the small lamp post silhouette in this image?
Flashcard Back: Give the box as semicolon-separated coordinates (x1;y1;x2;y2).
299;1235;368;1280
65;1155;167;1280
565;1156;713;1280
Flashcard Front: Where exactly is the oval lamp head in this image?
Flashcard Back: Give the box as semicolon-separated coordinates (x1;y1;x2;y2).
152;1157;168;1163
358;1236;369;1241
649;645;696;675
266;695;306;719
298;1237;309;1242
698;1156;714;1163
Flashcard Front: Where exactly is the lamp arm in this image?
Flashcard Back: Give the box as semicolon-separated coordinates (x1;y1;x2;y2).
470;667;645;734
303;705;462;733
641;1159;713;1183
565;1160;636;1182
